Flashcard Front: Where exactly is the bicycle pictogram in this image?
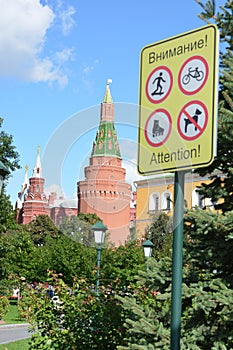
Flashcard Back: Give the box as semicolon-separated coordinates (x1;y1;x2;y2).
182;67;204;85
178;56;209;95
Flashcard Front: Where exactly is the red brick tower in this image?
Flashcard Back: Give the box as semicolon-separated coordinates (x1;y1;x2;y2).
77;80;132;246
19;147;49;224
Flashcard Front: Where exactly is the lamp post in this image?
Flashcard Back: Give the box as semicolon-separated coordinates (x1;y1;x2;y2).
0;160;10;192
142;239;154;271
92;221;107;296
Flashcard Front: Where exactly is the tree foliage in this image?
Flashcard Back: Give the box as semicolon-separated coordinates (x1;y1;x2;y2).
145;211;173;258
195;0;233;213
117;209;233;349
27;214;61;246
59;215;94;246
0;192;17;233
0;117;20;174
78;212;102;225
0;117;20;232
19;272;128;350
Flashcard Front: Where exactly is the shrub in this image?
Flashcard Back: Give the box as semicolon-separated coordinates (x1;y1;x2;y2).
0;296;10;319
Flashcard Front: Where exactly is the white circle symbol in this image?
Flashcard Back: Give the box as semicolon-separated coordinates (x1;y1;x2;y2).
178;56;209;95
177;101;208;141
144;108;172;147
146;66;173;103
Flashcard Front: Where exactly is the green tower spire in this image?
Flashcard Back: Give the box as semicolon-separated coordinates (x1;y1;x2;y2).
91;79;121;158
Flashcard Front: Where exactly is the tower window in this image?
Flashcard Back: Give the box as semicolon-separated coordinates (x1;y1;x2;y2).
149;193;160;211
162;192;172;211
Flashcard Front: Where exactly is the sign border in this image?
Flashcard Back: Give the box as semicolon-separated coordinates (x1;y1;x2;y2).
138;24;219;175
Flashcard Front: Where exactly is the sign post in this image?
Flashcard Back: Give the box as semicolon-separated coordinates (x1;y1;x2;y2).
138;25;219;349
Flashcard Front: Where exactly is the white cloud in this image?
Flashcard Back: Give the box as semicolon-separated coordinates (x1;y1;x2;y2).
0;0;74;85
81;60;100;94
59;5;76;35
55;48;75;65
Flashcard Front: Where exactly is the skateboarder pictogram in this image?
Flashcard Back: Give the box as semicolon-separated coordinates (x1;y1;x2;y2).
151;72;166;96
184;108;202;133
146;66;173;103
152;120;164;137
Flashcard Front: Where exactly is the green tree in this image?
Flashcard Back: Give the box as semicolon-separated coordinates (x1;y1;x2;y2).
0;117;20;174
27;214;60;246
102;241;145;288
0;192;17;232
117;257;172;350
145;211;173;258
36;234;96;285
0;227;37;281
78;212;102;225
20;273;127;350
117;209;233;349
195;0;233;213
0;117;20;232
59;215;94;246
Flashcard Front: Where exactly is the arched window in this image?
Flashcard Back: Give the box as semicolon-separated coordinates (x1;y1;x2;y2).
162;192;172;211
149;193;160;212
192;188;204;208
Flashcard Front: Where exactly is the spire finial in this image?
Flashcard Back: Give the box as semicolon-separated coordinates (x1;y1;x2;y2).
103;79;113;103
25;164;29;172
37;146;40;155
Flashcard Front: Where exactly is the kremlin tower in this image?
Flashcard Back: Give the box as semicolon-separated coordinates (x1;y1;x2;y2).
17;147;49;224
77;80;132;246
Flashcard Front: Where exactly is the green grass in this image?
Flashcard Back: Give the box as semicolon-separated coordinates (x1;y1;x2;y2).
0;338;30;350
3;301;26;324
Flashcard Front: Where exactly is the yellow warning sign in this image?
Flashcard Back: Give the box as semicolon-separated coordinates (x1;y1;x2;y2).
138;24;219;175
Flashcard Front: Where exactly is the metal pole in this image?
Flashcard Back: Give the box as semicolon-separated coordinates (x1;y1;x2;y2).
146;258;149;272
170;170;185;350
96;246;101;296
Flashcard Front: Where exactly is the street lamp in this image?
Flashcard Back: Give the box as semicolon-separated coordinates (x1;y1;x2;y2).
0;160;10;192
92;221;107;296
142;239;154;271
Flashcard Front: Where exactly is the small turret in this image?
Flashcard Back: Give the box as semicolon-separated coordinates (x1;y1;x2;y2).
16;165;29;209
32;146;42;178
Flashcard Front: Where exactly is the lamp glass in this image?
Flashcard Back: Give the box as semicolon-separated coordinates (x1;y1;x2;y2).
94;230;105;245
144;246;152;258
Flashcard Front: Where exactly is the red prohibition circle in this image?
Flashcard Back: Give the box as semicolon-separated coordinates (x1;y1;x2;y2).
177;100;208;141
178;55;209;95
144;108;172;147
145;66;173;103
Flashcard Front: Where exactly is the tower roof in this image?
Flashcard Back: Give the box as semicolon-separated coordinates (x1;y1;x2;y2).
32;146;42;178
91;80;121;158
103;79;113;103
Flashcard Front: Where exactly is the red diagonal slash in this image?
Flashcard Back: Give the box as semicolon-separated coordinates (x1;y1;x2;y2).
183;108;203;132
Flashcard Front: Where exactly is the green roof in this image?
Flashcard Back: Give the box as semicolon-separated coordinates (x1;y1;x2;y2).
91;121;121;158
103;82;112;103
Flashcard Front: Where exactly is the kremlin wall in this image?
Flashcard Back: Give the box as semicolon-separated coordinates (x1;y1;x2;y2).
16;81;135;246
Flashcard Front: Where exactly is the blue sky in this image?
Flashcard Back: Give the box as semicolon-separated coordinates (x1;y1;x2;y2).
1;0;225;204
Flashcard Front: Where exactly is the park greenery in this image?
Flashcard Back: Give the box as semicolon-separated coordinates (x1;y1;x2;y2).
0;0;233;349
